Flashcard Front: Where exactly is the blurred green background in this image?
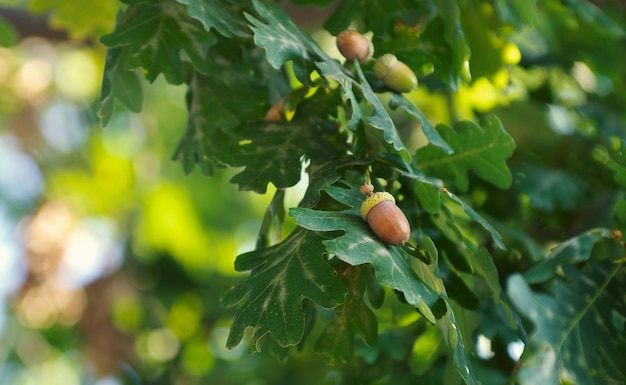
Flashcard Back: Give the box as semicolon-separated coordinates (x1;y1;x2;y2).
1;1;625;384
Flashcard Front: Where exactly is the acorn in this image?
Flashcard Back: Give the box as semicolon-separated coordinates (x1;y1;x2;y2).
360;183;411;245
336;30;373;63
373;54;417;93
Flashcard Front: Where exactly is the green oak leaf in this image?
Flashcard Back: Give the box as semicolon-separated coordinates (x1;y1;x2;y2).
98;47;144;127
101;0;216;84
218;90;343;193
401;170;506;249
435;0;468;90
172;68;265;176
315;60;362;132
315;265;378;365
354;62;412;162
245;0;321;69
524;228;615;284
389;93;453;154
410;253;479;385
178;0;250;37
461;2;505;80
507;259;626;385
290;183;441;323
299;157;369;209
416;115;516;191
515;165;589;211
221;227;347;352
493;0;539;25
323;0;425;35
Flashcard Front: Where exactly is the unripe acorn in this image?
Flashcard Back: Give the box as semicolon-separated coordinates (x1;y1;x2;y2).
360;184;411;246
373;54;417;93
336;30;373;63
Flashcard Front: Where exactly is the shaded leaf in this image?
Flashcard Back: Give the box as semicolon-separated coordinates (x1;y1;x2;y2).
434;0;468;90
101;0;216;84
461;2;504;80
315;60;362;132
389;93;453;154
508;258;626;385
515;165;589;211
221;227;347;351
290;183;441;323
416;115;516;191
440;188;506;250
323;0;425;35
315;265;378;364
98;47;144;127
354;62;411;162
218;91;343;193
299;157;369;209
525;228;615;284
172;68;265;176
411;254;479;385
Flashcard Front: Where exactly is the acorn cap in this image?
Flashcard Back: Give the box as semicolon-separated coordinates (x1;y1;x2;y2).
360;191;395;220
373;54;397;80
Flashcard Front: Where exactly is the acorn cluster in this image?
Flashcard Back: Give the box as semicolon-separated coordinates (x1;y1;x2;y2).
336;30;418;93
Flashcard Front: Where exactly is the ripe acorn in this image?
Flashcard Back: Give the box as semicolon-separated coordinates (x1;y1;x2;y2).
373;54;418;93
336;30;373;63
360;184;411;245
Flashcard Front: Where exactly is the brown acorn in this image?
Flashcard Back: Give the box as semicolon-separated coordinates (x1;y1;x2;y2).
336;30;373;63
360;184;411;245
373;54;418;93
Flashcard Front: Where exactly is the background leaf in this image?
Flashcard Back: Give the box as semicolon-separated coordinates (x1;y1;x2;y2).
416;115;516;191
389;93;453;154
507;258;626;385
172;67;265;176
101;0;216;84
314;265;378;365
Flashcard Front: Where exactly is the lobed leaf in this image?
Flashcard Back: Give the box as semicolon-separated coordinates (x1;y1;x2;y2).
172;68;265;176
508;258;626;385
245;0;324;70
100;0;216;84
354;62;412;162
218;90;343;193
524;228;615;284
221;227;347;352
98;47;144;127
178;0;250;37
416;115;516;192
315;265;378;365
290;183;441;323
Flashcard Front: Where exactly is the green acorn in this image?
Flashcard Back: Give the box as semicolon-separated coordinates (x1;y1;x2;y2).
373;54;418;93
